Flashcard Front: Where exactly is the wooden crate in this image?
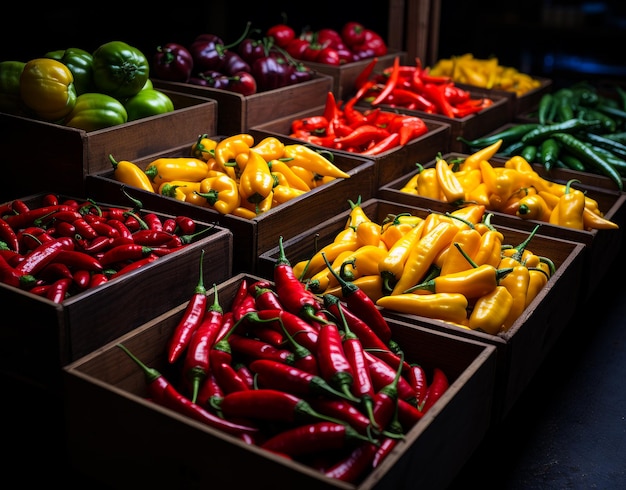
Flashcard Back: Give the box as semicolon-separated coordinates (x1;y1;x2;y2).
377;153;626;300
303;50;407;100
257;199;586;422
250;110;451;187
0;90;217;203
153;73;333;135
85;136;376;274
0;193;232;391
63;273;497;490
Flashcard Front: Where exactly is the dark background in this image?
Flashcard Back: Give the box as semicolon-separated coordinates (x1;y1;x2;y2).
3;1;626;84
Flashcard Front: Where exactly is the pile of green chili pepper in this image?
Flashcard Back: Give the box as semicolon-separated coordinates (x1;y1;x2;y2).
122;241;450;484
0;193;207;302
459;82;626;191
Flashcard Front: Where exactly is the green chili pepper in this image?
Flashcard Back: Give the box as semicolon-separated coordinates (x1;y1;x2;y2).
538;137;561;171
64;92;128;131
92;41;150;98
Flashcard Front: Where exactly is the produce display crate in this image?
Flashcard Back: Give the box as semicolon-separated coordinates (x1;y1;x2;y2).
377;153;626;300
153;73;333;135
456;76;553;120
0;193;233;392
85;136;376;274
250;112;451;187
257;199;586;422
303;50;408;100
63;272;497;490
0;90;217;203
357;91;511;153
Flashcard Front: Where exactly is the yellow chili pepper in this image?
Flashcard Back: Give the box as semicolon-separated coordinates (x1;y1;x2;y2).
468;285;513;334
214;133;254;178
480;162;521;207
251;136;285;161
448;204;486;227
499;225;540;268
473;216;504;268
108;154;155;193
272;185;307;205
439;229;482;276
399;171;420;194
466;182;491;207
455;168;483;197
376;292;469;324
238;149;274;205
582;207;619;230
308;249;356;293
298;238;359;280
516;193;551;221
191;133;218;161
416;167;441;199
144;157;209;187
345;245;389;278
499;264;530;330
158;180;202;201
504;155;535;174
355;220;382;248
197;174;241;214
380;214;422;249
461;139;503;171
391;221;459;296
379;220;425;294
345;197;371;230
231;206;258;219
283;144;350;179
555;179;585;230
537;190;559;211
525;268;549;307
288;165;321;189
268;159;311;191
436;156;465;203
241;190;273;215
324;274;385;302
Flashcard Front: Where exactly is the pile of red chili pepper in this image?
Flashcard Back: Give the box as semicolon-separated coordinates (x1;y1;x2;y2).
351;56;494;117
119;239;450;484
289;90;430;155
0;192;209;303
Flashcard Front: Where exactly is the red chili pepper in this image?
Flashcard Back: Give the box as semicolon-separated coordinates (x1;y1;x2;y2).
104;207;127;222
167;250;208;364
99;243;154;267
196;372;224;414
123;211;148;231
27;284;50;296
89;221;119;238
372;437;397;469
117;343;258;436
46;277;73;303
253;324;285;348
273;236;323;323
175;215;196;235
252;309;319;353
334;124;390;147
316;320;360;403
407;364;429;406
72;269;92;290
51;210;82;223
371;56;400;105
143;212;163;231
182;284;222;403
324;441;378;483
361;132;401;155
321;252;392;343
39;262;74;282
261;421;371;457
397;397;424;428
0;217;19;251
419;367;449;413
54;220;77;238
249;282;284;310
89;272;109;288
354;57;378;90
9;198;30;214
342;95;368;127
232;291;256;322
365;351;416;403
276;315;319;375
15;237;74;276
249;359;350;400
233;362;255;390
308;398;372;435
4;205;68;230
371;352;407;433
161;218;177;234
323;90;340;123
54;250;103;271
212;361;251;394
72;217;99;240
422;82;455;118
41;194;59;206
107;219;133;239
229;333;294;364
80;236;115;254
109;255;158;279
0;253;36;289
132;229;177;247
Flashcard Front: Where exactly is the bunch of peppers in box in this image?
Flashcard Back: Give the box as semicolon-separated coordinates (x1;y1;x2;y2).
110;133;350;219
288;90;430;155
351;56;494;117
291;198;556;335
0;193;207;303
0;41;175;130
398;139;619;231
120;245;449;484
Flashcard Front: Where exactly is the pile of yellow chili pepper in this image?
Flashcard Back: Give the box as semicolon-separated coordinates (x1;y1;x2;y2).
294;199;555;335
110;133;350;219
398;139;619;231
428;53;542;96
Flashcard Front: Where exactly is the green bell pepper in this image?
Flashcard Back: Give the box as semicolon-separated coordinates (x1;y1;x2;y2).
64;92;127;131
45;47;95;95
0;60;26;113
124;88;174;121
92;41;150;98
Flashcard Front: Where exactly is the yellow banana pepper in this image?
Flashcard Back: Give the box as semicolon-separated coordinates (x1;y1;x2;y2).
345;197;371;230
144;157;209;187
499;264;530;331
159;180;201;201
439;228;482;276
191;134;218;161
283;144;350;179
435;157;465;203
268;159;311;191
251;136;285;161
214;133;255;179
238;149;274;205
324;274;385;302
376;292;469;324
380;214;422;249
196;174;241;214
272;185;307;205
468;285;513;334
108;154;155;193
461;139;503;171
355;220;382;247
379;220;425;293
416;167;441;199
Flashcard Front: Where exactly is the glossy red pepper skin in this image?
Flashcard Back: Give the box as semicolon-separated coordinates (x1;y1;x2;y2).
99;244;154;266
55;250;103;271
109;255;158;279
15;237;74;276
117;344;258;436
325;441;378;483
408;364;429;406
419;367;449;413
0;254;36;289
365;352;416;402
249;309;319;353
46;277;73;303
0;217;19;251
316;321;359;402
250;282;284;310
167;250;207;364
228;334;294;364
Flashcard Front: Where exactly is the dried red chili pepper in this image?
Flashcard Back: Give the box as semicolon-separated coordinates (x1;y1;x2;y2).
167;250;208;364
182;284;222;403
117;343;258;436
